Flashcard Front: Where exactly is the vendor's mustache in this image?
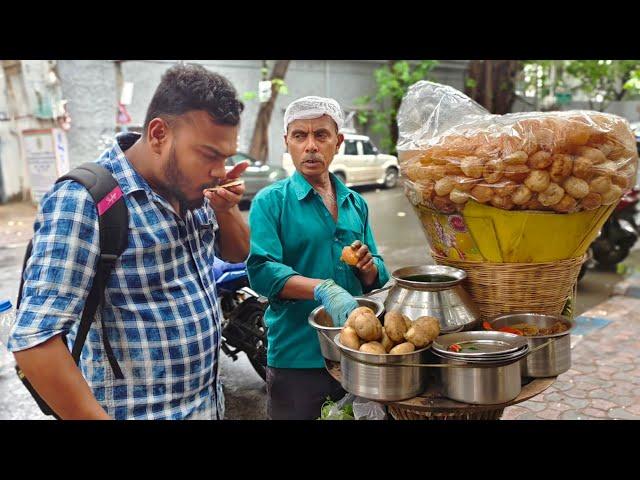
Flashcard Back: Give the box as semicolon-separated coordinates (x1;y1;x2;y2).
303;154;324;163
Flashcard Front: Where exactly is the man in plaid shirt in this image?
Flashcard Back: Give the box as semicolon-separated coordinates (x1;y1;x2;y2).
8;64;249;420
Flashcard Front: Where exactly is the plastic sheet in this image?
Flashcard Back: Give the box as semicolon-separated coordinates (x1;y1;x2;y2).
397;81;639;214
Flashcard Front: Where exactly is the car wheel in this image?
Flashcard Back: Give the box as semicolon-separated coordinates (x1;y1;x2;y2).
334;172;346;184
384;168;398;189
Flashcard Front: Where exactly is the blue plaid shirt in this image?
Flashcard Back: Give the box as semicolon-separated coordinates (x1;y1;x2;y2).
8;133;225;420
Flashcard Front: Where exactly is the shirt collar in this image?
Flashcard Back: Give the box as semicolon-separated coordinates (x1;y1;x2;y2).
104;132;154;197
291;170;354;205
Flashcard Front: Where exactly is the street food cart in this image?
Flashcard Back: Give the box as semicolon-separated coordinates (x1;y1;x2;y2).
312;81;639;420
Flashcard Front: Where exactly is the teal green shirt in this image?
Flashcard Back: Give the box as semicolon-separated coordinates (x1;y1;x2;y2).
247;171;390;369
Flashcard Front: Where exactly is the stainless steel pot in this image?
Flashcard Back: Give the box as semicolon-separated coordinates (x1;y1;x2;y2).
433;351;526;405
384;265;480;333
490;313;575;378
308;297;384;362
334;334;431;401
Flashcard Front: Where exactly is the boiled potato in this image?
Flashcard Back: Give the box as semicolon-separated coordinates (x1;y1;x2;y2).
359;342;387;355
384;311;410;343
380;327;395;353
405;316;440;348
389;342;416;355
354;312;383;342
345;306;375;329
339;327;361;351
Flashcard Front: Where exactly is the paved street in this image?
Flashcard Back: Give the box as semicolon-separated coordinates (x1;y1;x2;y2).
1;185;639;420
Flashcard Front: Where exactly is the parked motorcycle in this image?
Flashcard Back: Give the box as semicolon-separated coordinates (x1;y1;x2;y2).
214;257;268;381
579;186;640;279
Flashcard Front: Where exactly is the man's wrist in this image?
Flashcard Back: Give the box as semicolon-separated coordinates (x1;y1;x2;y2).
360;264;379;288
213;204;240;217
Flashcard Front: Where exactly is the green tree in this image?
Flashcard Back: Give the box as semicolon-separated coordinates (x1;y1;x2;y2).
356;60;438;154
517;60;640;112
564;60;640;111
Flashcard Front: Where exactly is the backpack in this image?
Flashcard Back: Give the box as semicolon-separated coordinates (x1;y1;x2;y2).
15;162;129;419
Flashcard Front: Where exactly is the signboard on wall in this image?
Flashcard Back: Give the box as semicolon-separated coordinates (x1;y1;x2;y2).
22;128;70;204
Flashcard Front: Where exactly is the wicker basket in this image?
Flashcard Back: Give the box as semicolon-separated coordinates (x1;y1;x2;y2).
388;405;504;420
431;254;585;321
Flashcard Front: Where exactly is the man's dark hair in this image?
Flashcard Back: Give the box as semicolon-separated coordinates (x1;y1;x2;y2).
143;63;244;132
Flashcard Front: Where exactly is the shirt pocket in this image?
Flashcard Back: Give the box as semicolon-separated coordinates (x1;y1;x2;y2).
335;219;365;247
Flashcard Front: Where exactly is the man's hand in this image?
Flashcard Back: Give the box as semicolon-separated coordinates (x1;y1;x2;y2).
204;160;250;213
313;279;358;327
350;240;378;288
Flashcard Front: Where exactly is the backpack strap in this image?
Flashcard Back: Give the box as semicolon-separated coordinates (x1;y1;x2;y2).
57;162;129;379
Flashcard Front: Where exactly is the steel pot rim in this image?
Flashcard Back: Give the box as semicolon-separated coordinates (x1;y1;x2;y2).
433;330;528;357
489;313;576;339
308;296;385;332
390;265;467;290
333;333;431;362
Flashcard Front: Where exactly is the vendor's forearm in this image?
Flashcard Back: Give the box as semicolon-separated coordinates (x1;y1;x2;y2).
279;275;324;300
13;335;111;420
216;206;250;262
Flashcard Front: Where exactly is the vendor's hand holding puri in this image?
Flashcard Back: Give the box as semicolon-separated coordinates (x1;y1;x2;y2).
340;244;359;266
341;240;376;274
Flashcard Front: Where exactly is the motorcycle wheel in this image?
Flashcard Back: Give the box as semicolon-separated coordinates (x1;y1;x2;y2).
592;239;631;269
243;302;268;381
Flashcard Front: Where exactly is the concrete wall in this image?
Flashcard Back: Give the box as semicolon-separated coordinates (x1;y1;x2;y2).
56;61;117;170
0;61;54;202
118;60;384;166
58;60;471;168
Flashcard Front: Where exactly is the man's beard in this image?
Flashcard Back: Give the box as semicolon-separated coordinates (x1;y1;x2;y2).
161;144;217;212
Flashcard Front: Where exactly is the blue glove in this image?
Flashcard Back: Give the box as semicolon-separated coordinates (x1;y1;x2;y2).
313;279;359;327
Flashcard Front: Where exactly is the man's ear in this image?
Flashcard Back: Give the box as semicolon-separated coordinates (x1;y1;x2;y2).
336;133;345;153
147;117;171;154
283;134;288;152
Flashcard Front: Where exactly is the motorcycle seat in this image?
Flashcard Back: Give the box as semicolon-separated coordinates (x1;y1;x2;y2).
213;256;246;279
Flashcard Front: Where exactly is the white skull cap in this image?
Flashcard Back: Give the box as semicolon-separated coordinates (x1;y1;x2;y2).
283;96;344;133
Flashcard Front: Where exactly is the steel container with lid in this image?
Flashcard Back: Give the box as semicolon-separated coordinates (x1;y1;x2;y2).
434;331;529;404
334;333;432;401
489;313;574;378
